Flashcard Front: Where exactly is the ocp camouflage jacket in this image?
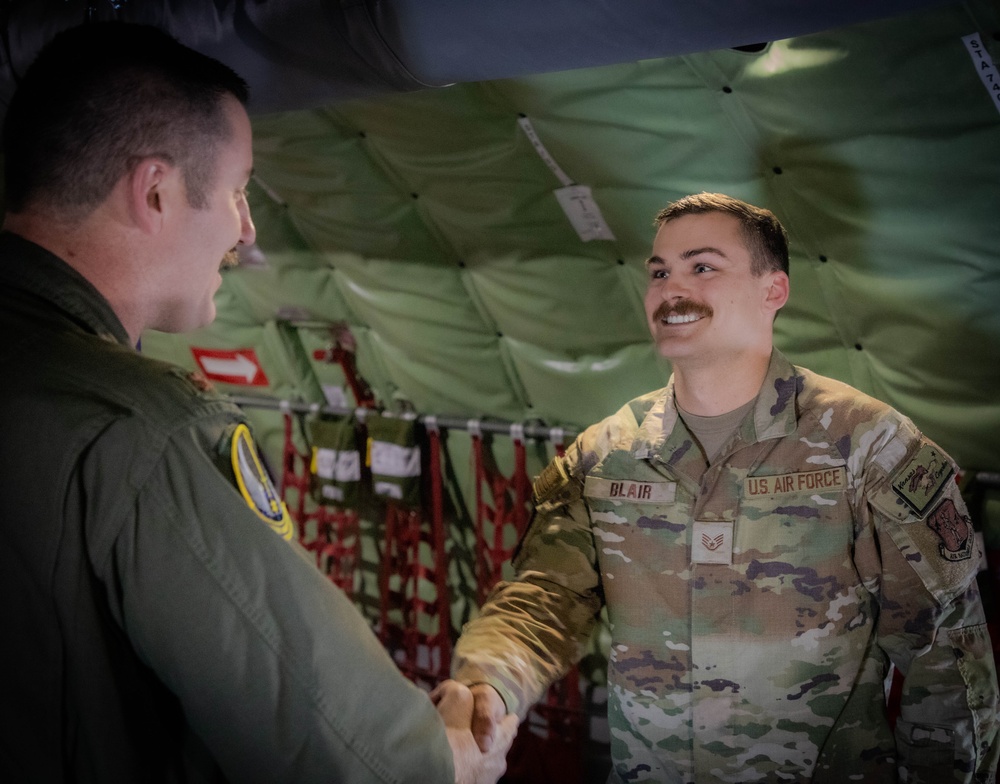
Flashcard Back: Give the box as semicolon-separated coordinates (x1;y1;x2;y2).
454;350;999;783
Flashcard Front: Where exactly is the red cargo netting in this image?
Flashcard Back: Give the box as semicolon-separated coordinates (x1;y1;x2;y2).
280;411;361;598
469;425;587;784
377;424;451;688
470;426;532;605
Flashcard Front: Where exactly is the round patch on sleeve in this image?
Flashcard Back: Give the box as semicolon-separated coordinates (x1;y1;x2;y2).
231;423;294;540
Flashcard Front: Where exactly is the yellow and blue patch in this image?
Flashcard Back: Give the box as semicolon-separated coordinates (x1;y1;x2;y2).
231;423;294;541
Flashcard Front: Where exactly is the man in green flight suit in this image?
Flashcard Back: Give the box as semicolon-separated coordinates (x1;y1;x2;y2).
451;193;999;783
0;22;515;784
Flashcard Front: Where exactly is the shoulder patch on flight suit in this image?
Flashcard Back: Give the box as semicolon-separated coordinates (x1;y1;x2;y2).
185;370;216;394
889;442;954;515
168;366;217;396
231;423;295;540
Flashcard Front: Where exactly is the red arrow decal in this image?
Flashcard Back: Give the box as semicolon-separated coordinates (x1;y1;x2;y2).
191;347;269;387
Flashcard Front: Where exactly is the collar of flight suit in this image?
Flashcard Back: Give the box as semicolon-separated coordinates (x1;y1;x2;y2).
629;348;802;462
0;231;132;348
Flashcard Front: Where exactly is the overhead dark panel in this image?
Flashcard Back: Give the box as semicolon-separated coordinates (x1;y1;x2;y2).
0;0;962;117
0;0;439;119
376;0;962;84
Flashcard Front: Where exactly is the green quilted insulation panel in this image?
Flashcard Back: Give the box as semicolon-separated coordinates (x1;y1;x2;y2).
140;2;1000;527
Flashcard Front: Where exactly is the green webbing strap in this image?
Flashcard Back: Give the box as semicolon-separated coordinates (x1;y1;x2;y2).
366;414;422;507
308;416;362;507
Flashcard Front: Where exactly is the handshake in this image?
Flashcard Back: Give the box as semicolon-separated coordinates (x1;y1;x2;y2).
431;680;519;784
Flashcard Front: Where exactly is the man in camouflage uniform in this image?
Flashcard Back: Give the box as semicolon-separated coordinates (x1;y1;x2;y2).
452;193;999;783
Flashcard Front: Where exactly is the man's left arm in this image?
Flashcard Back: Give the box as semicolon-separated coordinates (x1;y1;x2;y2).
884;578;997;783
866;429;999;783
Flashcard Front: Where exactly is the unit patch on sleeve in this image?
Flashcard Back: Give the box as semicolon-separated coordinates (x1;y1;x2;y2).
926;498;973;562
890;443;954;516
231;423;294;540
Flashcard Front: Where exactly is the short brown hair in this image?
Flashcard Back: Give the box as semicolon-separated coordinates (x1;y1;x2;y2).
654;193;789;276
3;22;249;219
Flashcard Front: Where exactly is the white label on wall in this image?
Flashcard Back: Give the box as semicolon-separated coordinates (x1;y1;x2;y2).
555;185;616;242
517;116;574;186
963;33;1000;114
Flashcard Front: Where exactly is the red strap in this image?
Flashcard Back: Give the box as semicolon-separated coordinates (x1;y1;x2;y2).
280;412;309;540
471;434;533;604
377;427;451;687
279;411;360;598
469;430;588;773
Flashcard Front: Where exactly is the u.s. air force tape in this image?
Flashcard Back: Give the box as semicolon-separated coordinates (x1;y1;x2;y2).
231;423;295;541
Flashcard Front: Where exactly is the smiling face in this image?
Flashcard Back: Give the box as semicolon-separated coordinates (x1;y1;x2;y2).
155;94;256;333
643;211;788;367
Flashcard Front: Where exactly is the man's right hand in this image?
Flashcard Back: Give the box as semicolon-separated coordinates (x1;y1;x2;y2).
431;680;517;784
468;683;509;753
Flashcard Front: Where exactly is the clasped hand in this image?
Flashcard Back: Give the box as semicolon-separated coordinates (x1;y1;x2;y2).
431;680;518;784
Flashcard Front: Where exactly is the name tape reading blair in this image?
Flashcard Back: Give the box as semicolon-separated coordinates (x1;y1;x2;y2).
585;477;677;503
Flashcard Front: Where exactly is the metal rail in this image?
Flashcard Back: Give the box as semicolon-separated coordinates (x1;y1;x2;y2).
225;394;578;443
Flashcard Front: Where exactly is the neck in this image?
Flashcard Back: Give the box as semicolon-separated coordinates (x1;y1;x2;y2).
4;208;146;344
672;347;773;416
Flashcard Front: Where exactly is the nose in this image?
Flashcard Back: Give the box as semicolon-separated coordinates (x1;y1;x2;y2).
655;271;690;305
238;197;256;246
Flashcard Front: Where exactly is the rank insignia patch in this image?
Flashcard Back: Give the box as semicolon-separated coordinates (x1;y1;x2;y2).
691;521;734;565
186;371;215;393
890;443;953;516
926;498;973;562
231;423;294;540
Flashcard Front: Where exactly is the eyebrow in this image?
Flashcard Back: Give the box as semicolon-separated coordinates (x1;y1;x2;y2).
681;246;728;260
644;246;728;267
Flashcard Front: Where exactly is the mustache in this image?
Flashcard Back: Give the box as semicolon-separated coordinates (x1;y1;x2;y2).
220;248;240;270
653;299;713;321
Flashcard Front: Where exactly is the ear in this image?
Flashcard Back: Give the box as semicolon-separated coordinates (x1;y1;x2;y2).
126;158;177;234
762;271;790;315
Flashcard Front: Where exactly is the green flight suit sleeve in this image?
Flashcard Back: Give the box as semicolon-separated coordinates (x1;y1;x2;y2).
81;412;454;784
861;426;999;784
452;440;604;719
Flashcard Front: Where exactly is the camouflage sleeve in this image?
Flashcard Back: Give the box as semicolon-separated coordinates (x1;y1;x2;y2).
451;440;604;719
861;420;999;783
